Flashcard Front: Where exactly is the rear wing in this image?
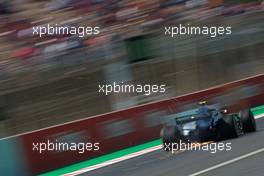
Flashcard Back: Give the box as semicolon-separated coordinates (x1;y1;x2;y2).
165;104;220;123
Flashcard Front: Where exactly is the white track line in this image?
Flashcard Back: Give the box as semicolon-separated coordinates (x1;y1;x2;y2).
62;115;264;176
189;148;264;176
254;114;264;119
63;142;212;176
63;145;163;176
61;115;264;176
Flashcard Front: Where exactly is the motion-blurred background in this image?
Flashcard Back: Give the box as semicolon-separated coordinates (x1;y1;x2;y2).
0;0;263;138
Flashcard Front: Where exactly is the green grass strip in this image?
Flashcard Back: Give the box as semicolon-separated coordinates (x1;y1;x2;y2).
39;139;162;176
251;105;264;116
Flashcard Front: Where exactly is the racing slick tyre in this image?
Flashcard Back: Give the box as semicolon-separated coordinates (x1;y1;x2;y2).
219;114;243;139
161;127;183;152
240;109;256;133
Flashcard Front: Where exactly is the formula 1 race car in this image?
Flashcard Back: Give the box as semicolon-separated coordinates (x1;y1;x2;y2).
160;102;256;150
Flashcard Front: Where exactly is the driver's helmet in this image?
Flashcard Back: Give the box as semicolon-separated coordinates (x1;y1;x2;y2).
198;101;207;106
197;101;210;115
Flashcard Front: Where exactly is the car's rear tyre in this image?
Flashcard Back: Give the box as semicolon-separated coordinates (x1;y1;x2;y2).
162;127;177;151
161;126;186;151
219;114;243;139
240;109;256;133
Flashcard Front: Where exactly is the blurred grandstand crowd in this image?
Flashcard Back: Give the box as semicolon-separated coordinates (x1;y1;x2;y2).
0;0;263;69
0;0;264;137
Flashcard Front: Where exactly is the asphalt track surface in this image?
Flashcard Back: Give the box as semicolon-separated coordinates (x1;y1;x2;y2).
80;118;264;176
